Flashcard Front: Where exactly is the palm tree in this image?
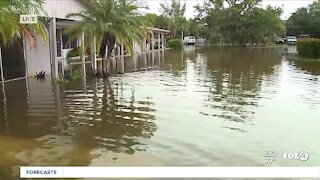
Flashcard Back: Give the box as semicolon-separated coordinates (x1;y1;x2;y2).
159;0;186;20
159;0;187;38
66;0;150;76
0;0;48;82
0;0;47;47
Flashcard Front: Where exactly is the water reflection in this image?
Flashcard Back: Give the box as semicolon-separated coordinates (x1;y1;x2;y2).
164;47;283;128
61;79;157;154
205;48;282;124
5;81;29;136
291;59;320;76
113;51;164;73
1;47;320;179
0;85;6;133
0;52;161;178
286;57;320;108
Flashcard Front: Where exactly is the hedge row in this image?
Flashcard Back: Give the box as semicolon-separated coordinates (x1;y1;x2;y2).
297;39;320;59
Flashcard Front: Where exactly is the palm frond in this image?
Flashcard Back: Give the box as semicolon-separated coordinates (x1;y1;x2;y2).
0;0;48;47
65;0;152;56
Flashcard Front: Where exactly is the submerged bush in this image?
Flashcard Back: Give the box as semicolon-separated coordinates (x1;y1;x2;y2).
54;71;82;84
69;70;82;81
55;76;69;84
167;39;182;49
297;39;320;59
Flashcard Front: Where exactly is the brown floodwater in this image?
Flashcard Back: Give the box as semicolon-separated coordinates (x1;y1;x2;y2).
0;46;320;179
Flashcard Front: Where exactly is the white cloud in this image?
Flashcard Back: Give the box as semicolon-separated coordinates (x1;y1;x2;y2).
261;0;315;19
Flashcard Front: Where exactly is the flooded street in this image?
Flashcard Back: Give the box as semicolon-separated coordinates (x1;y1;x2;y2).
1;46;320;179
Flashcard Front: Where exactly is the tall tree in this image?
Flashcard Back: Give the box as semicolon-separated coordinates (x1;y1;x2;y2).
159;0;186;20
286;0;320;37
194;1;222;43
208;0;262;11
242;6;286;44
195;0;285;45
159;0;188;38
142;13;171;30
66;0;150;75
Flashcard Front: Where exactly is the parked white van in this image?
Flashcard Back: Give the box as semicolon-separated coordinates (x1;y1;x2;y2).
183;36;196;45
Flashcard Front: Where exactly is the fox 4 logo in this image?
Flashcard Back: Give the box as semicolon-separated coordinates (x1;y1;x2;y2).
283;152;309;161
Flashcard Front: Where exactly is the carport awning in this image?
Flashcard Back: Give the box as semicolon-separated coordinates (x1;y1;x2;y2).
146;27;170;34
56;19;80;27
55;20;170;34
152;28;170;34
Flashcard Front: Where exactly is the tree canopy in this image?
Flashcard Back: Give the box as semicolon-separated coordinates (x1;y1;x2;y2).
159;0;189;38
194;0;285;45
286;0;320;37
159;0;186;20
142;13;171;30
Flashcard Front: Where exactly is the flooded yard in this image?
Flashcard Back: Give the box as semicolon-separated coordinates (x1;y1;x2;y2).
1;46;320;179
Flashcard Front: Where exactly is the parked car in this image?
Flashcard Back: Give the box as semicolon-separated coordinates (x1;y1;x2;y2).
183;36;196;45
275;37;285;44
298;34;309;39
282;37;287;42
286;36;297;44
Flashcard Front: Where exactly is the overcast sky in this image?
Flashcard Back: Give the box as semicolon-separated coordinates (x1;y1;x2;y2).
143;0;316;20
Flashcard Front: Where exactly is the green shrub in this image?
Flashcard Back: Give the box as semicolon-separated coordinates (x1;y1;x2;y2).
67;47;92;58
297;39;320;59
167;39;182;49
67;47;80;58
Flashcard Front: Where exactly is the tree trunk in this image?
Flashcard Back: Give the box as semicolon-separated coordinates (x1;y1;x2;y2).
181;31;184;44
102;47;107;75
99;33;116;77
100;34;108;75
